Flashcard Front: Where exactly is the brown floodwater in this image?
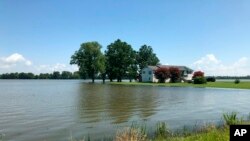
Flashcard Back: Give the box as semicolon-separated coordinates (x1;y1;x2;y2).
0;80;250;141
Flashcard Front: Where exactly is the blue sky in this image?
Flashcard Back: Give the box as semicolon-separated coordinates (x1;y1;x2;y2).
0;0;250;76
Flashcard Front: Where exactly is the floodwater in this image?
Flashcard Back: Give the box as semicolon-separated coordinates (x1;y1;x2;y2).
0;80;250;141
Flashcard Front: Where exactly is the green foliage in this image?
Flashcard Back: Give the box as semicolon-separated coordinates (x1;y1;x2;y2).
127;64;138;82
136;45;159;70
52;71;61;79
155;122;170;138
105;39;136;82
206;77;216;82
193;77;207;84
223;112;242;125
234;79;240;84
61;71;73;79
70;41;105;83
0;71;82;80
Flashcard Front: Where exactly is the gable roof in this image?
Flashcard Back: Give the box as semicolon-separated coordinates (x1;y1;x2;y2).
146;65;193;72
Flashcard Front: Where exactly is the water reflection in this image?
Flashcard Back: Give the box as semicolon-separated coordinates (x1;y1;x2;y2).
1;80;250;141
77;84;158;124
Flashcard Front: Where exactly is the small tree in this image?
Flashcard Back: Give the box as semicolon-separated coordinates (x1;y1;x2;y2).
193;77;207;84
206;77;216;82
169;67;181;83
234;79;240;84
192;71;206;84
154;67;170;83
192;71;204;79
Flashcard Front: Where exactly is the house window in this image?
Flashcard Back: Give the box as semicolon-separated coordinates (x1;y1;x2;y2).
148;71;152;75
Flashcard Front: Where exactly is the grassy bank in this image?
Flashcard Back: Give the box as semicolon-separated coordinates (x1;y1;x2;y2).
117;112;249;141
69;112;250;141
110;81;250;89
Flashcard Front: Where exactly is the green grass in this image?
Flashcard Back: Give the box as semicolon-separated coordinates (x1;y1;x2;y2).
154;127;230;141
110;81;250;89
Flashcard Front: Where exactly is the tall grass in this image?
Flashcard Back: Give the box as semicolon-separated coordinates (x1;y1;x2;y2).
115;127;147;141
0;133;5;141
222;112;242;125
155;122;171;138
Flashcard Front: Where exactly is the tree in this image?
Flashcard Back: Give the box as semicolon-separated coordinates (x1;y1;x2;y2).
169;67;181;83
61;71;72;79
127;60;138;82
39;73;50;79
105;39;136;82
70;41;105;83
192;71;206;84
136;45;160;70
52;71;61;79
154;67;170;83
192;71;204;79
72;71;81;79
18;72;34;79
98;55;106;83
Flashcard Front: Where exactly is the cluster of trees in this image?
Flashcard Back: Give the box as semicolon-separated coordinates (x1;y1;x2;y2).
192;71;207;84
214;76;250;79
154;67;181;83
70;39;160;83
0;71;81;79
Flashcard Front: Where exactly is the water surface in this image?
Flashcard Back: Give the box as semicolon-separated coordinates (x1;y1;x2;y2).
0;80;250;141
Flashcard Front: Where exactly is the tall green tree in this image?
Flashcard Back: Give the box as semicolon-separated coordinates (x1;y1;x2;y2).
61;71;73;79
52;71;61;79
105;39;136;82
127;51;138;82
137;45;160;70
70;41;105;83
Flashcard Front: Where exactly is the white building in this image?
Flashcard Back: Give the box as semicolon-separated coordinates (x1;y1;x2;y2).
141;65;193;82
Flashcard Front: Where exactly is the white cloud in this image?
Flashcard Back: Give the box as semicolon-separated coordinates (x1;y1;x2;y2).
192;54;250;76
0;53;32;68
193;54;220;65
0;53;78;74
35;63;78;73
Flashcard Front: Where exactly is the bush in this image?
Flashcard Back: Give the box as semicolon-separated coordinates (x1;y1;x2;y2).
223;112;242;125
155;122;170;138
115;127;147;141
154;67;170;83
206;77;216;82
169;67;181;83
234;79;240;84
193;77;207;84
192;71;204;79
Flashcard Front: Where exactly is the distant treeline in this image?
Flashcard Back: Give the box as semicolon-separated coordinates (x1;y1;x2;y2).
212;76;250;79
0;71;82;79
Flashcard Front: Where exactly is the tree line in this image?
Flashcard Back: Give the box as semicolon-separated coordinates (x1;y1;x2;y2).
0;71;81;79
70;39;160;83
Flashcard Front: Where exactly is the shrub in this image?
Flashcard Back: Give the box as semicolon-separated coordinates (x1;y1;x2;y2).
115;127;147;141
155;122;170;138
206;77;216;82
169;67;181;83
193;76;207;84
192;71;204;79
154;67;170;83
223;112;242;125
234;79;240;84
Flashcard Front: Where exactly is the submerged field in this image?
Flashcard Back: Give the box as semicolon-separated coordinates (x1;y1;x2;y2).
110;81;250;89
1;80;250;141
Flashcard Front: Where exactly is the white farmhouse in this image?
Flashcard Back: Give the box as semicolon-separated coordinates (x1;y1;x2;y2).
141;65;193;82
